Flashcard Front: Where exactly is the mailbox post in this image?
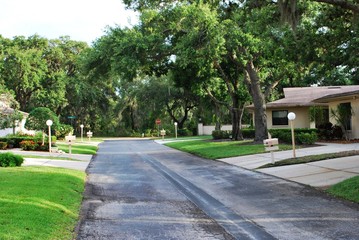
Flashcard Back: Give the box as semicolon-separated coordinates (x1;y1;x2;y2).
160;129;166;140
65;135;76;156
87;131;93;141
263;138;279;164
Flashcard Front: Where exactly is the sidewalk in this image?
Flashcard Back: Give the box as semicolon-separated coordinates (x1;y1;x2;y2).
219;142;359;187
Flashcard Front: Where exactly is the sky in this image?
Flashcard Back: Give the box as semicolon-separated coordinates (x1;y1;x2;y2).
0;0;138;45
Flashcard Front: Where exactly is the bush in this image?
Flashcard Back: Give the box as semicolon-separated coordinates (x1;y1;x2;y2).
55;123;73;139
0;136;32;148
178;128;193;136
332;125;343;139
37;144;49;151
269;128;318;144
212;130;231;140
0;152;24;167
19;140;38;151
297;132;318;145
242;129;255;139
269;129;292;143
317;122;343;140
0;141;7;150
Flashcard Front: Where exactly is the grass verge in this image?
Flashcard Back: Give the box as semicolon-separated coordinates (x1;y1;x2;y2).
0;167;86;240
57;143;98;155
165;139;292;159
327;176;359;204
258;150;359;169
21;155;79;161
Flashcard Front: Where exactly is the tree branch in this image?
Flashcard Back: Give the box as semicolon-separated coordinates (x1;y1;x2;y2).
205;88;231;110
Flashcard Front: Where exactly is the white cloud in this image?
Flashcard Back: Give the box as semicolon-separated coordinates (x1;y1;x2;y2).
0;0;138;44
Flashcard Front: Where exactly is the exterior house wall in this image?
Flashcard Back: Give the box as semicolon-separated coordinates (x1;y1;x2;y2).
198;123;234;135
328;98;359;139
0;118;34;137
266;107;313;129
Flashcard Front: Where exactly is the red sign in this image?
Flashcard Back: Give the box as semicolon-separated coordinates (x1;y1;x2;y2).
155;119;161;125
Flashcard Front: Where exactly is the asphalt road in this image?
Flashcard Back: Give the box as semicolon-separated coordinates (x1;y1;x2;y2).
77;140;359;240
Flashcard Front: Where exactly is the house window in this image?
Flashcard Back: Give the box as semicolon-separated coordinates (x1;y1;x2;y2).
272;110;288;125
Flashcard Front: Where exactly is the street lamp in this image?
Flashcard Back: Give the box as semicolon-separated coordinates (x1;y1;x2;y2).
287;112;296;158
46;119;53;153
80;124;84;142
174;122;178;139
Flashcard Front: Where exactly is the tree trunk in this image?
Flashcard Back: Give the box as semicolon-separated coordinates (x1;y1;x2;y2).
214;102;222;131
231;94;244;141
246;61;268;143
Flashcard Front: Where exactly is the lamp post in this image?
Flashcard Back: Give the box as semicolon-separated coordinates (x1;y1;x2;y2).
46;120;53;153
80;124;84;142
174;122;178;139
287;112;296;158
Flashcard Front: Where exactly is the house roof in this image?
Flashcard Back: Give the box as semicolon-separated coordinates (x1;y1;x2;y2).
313;89;359;103
265;85;359;109
0;101;28;116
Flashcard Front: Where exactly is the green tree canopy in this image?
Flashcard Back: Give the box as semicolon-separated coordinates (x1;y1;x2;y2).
25;107;59;133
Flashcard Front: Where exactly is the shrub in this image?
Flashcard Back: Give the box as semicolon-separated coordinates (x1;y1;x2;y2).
332;125;343;139
37;144;49;151
242;129;255;139
55;124;73;139
19;140;38;151
0;141;7;150
317;122;343;140
212;130;231;140
297;132;318;145
269;128;318;144
0;152;24;167
178;128;193;136
269;129;292;143
0;136;32;148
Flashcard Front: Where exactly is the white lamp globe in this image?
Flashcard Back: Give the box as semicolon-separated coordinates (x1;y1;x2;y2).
46;119;53;126
287;112;296;121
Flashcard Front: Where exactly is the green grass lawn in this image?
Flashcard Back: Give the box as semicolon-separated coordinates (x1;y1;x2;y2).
165;139;292;159
327;176;359;204
0;167;86;240
57;143;98;155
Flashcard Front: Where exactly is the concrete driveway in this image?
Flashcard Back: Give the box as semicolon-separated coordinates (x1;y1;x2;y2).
219;142;359;187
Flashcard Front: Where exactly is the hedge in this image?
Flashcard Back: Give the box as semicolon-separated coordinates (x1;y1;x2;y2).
0;152;24;167
0;136;33;148
212;128;318;144
269;128;318;144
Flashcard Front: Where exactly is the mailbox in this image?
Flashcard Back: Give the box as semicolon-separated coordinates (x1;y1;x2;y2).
263;138;279;151
263;138;279;147
65;135;76;145
160;129;166;136
87;131;93;137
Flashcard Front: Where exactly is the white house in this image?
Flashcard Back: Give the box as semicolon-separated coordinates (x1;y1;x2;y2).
0;100;30;137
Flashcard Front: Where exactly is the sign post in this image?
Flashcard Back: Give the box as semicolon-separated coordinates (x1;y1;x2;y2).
67;116;76;128
156;119;161;137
